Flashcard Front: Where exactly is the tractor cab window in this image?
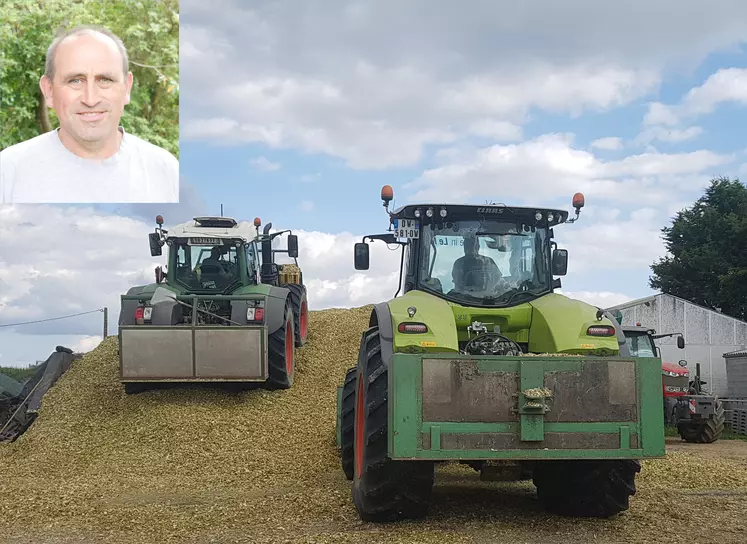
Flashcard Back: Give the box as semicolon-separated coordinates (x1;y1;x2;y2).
418;219;550;306
174;242;240;291
245;243;260;283
625;334;656;357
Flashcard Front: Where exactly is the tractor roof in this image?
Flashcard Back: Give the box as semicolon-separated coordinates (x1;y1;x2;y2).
621;325;655;334
165;217;257;242
390;203;570;224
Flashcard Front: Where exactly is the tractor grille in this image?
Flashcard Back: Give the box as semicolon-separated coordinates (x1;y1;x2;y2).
663;374;689;394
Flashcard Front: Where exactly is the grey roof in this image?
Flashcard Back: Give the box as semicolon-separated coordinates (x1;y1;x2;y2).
606;292;747;326
724;350;747;359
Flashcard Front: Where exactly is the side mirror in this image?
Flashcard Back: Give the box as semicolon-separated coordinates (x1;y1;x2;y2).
552;248;568;276
354;242;370;270
678;359;688;367
155;266;165;284
149;232;162;256
287;234;299;258
677;336;685;349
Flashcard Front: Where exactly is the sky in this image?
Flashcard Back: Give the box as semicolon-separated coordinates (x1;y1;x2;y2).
1;0;747;367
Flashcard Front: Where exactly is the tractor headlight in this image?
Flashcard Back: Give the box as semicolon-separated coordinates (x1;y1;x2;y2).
440;207;447;218
414;208;422;218
535;211;543;221
663;370;679;377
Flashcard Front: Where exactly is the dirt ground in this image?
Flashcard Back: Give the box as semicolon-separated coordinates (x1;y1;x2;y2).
2;309;746;544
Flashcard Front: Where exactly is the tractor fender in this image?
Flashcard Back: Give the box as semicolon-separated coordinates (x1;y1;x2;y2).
118;285;147;326
228;286;289;335
264;285;293;335
369;302;396;366
370;292;460;361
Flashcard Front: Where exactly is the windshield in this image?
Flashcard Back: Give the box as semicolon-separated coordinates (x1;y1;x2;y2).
625;333;656;357
173;243;241;291
418;219;550;306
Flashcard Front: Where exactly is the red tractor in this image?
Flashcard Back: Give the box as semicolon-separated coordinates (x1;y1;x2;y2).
619;322;725;443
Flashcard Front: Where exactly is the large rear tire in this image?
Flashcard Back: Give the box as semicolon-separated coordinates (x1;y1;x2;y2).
286;283;309;347
532;460;640;518
352;327;434;521
677;398;725;443
340;366;357;480
266;303;296;389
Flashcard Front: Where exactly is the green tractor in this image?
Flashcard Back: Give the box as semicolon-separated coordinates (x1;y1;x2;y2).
335;186;665;521
118;215;308;394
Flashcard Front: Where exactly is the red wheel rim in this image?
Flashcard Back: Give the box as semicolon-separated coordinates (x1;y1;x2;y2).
300;301;308;339
285;319;293;376
354;374;365;479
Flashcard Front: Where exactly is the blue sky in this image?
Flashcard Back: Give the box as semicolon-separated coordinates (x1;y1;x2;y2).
2;0;747;367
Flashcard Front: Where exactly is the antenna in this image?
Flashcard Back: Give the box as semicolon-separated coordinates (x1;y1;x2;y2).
220;204;223;217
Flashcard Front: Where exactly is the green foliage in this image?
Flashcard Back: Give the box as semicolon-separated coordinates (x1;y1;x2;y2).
0;365;38;383
649;177;747;320
0;0;179;157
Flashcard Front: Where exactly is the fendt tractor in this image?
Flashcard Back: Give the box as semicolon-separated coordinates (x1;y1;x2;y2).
117;215;308;394
619;322;725;443
335;186;666;522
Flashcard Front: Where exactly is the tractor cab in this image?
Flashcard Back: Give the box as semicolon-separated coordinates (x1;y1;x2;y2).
148;215;300;294
619;322;689;397
355;186;584;308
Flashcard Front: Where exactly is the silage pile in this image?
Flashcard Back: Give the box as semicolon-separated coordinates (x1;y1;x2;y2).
1;305;746;544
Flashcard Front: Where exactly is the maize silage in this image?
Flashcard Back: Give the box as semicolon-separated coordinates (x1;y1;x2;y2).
1;305;746;544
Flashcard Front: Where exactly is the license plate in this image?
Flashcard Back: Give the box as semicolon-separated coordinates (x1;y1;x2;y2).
189;237;221;245
393;219;419;239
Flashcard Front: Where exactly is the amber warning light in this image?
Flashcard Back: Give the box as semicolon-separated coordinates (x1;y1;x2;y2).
253;217;261;227
156;215;164;225
573;193;585;209
381;185;394;203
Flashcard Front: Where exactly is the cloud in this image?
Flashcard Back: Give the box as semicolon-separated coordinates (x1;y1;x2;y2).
0;205;159;339
558;290;635;309
635;125;703;145
179;0;747;168
643;68;747;130
300;200;315;212
404;133;733;206
250;156;282;171
591;137;624;150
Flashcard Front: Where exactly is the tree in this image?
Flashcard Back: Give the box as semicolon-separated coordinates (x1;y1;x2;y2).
649;177;747;320
0;0;179;157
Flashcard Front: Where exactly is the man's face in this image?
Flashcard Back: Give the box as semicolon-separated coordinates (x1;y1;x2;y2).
40;32;133;145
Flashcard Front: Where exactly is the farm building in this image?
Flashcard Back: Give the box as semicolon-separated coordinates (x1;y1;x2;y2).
606;293;747;397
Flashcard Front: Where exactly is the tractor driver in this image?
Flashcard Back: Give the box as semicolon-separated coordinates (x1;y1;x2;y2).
199;247;229;278
451;233;503;292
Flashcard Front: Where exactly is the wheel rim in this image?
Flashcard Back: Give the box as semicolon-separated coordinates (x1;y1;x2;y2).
354;374;365;479
285;319;293;376
300;301;308;339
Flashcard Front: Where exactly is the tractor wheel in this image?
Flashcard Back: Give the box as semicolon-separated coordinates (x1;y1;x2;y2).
352;327;434;521
266;303;296;389
677;399;725;443
340;366;357;480
286;283;309;347
532;459;640;518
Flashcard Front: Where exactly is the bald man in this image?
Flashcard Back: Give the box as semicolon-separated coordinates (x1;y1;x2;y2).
0;25;178;204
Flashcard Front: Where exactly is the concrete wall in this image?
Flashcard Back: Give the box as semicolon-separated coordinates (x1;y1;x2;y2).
610;294;747;397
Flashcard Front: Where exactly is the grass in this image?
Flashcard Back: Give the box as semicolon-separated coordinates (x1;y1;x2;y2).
0;366;38;384
664;424;747;441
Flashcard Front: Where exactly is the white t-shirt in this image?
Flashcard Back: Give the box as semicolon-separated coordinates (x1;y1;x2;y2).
0;127;179;204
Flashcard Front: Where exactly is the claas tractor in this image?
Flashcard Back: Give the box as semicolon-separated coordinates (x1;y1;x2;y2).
619;322;724;443
335;186;666;522
117;215;308;394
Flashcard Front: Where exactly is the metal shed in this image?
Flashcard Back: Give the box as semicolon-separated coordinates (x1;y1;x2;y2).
607;293;747;397
724;350;747;398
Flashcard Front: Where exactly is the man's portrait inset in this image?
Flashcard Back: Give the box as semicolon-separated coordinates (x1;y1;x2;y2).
0;24;179;204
